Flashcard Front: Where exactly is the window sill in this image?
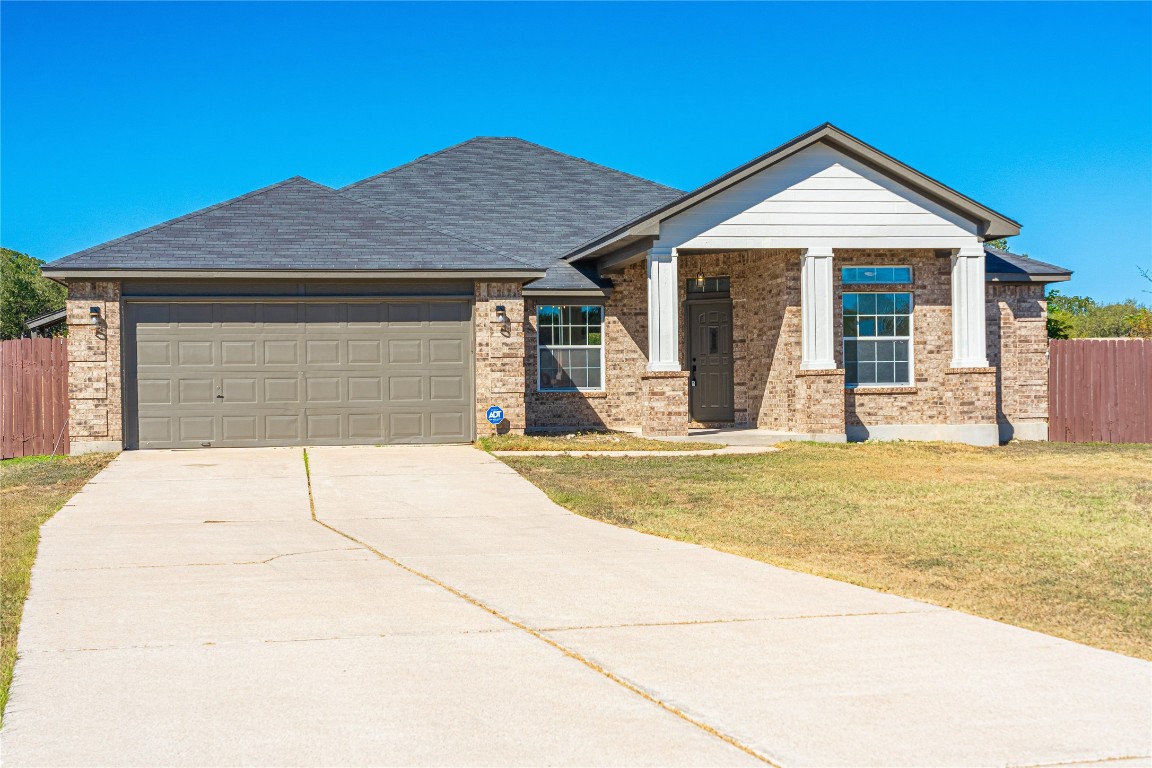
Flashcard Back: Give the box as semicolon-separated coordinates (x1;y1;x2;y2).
537;389;608;398
846;386;918;394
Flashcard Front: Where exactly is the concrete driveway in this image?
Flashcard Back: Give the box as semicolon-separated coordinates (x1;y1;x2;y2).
3;447;1149;767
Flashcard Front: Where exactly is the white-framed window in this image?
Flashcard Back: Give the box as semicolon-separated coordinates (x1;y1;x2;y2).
537;305;604;391
842;266;913;285
843;292;914;387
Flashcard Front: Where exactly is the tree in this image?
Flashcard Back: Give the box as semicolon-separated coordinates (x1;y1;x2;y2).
0;248;67;339
1045;288;1152;339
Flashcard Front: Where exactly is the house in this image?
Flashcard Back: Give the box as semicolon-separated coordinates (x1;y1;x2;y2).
43;124;1071;453
23;308;67;337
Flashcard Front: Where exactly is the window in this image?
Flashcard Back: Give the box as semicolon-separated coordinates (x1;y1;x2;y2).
843;292;913;386
537;305;604;391
687;275;731;294
842;266;912;285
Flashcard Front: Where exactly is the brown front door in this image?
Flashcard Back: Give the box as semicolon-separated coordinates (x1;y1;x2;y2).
687;299;734;422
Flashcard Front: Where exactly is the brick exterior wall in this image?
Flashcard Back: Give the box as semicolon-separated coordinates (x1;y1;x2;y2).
987;283;1049;439
520;249;1023;440
524;263;649;429
836;250;997;431
65;260;1039;450
640;371;690;436
66;281;123;453
474;281;527;437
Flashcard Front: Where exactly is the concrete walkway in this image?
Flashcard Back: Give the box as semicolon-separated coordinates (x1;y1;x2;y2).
4;447;1149;766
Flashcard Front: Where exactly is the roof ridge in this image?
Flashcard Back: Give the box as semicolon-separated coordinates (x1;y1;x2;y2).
330;188;539;269
500;137;685;194
338;137;487;192
47;177;319;268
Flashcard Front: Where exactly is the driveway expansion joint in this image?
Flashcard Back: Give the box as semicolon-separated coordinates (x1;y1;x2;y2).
300;449;781;767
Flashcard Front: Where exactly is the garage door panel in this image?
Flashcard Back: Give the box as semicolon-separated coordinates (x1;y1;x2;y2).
138;379;172;405
177;379;215;405
388;339;422;364
221;341;258;366
265;377;302;404
348;413;385;439
178;416;216;442
305;339;341;366
266;415;302;441
386;304;423;325
137;341;172;367
348;377;384;403
173;304;213;326
263;340;299;365
129;300;473;448
305;377;342;404
430;376;465;401
221;416;259;441
222;378;258;404
429;338;464;364
348;340;383;364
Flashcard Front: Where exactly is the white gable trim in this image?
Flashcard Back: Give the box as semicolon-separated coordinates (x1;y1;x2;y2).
655;144;982;252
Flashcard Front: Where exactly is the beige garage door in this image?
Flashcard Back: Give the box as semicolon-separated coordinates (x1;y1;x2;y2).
127;301;473;449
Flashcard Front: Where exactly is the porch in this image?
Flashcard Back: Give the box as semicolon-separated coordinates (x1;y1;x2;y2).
626;245;996;444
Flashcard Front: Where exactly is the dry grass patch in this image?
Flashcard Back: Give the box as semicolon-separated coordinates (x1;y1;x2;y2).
1;453;116;723
502;441;1152;659
477;430;720;452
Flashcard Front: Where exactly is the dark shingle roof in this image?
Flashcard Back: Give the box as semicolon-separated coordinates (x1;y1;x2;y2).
984;246;1071;282
521;261;613;295
341;137;684;289
45;177;536;273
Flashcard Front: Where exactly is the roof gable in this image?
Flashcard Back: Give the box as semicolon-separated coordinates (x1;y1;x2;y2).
567;124;1021;262
653;142;980;252
46;177;536;274
341;137;683;265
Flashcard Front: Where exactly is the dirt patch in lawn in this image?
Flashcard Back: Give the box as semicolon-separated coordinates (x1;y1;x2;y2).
502;441;1152;659
1;453;116;723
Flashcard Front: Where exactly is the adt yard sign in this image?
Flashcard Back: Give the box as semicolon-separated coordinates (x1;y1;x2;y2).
485;406;505;425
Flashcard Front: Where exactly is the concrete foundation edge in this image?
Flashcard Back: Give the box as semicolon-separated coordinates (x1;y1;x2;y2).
70;440;123;455
846;423;1000;447
999;421;1049;443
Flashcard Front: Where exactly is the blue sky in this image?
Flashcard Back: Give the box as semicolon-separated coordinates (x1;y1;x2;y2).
3;1;1149;302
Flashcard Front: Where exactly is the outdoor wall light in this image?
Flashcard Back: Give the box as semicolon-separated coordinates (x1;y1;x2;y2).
89;306;102;325
495;305;508;324
696;272;705;289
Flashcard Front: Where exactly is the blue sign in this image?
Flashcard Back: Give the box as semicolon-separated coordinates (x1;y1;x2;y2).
485;406;505;425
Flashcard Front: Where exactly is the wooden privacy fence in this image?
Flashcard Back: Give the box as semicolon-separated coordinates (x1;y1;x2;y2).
1050;338;1151;443
1;338;70;459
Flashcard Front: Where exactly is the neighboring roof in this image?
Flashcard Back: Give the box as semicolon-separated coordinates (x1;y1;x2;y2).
24;308;66;331
566;123;1022;263
984;246;1072;283
44;177;542;277
341;137;684;290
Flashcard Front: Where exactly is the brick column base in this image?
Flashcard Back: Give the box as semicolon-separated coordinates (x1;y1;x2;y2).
943;367;998;425
641;371;690;437
793;369;845;434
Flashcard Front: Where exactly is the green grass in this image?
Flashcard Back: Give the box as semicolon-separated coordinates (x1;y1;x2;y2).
477;430;721;452
502;441;1152;659
1;452;116;724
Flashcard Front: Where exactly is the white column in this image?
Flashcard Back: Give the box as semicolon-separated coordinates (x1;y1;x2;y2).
951;244;989;368
646;247;681;371
800;247;836;370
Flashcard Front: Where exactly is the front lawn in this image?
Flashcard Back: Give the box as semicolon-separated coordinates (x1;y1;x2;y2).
502;441;1152;659
477;430;721;452
1;453;116;724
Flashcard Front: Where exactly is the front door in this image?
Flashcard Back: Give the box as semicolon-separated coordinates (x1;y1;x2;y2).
687;299;734;422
